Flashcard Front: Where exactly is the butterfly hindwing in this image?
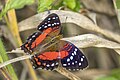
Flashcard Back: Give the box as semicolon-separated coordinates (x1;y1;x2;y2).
30;41;88;71
61;42;88;71
31;52;59;70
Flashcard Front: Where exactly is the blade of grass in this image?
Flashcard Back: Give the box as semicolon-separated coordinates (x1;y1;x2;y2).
0;68;10;80
6;7;38;80
0;38;18;80
7;9;22;46
3;0;37;79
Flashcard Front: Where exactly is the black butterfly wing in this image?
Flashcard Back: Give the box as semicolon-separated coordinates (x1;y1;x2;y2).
37;13;61;32
60;42;88;71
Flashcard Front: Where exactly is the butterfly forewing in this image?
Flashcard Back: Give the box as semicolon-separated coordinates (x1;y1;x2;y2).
21;32;42;54
21;13;61;54
37;13;61;32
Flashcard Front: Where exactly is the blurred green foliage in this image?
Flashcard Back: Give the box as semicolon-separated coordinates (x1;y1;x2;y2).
37;0;81;12
0;0;81;18
0;0;34;19
116;0;120;9
0;39;18;80
37;0;54;12
96;69;120;80
96;76;118;80
63;0;76;9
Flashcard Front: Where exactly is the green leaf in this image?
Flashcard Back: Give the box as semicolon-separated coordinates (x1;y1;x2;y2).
0;0;34;19
111;69;120;79
37;0;54;13
0;38;18;80
6;0;34;10
0;55;3;63
64;0;76;9
116;0;120;9
96;76;118;80
73;0;81;12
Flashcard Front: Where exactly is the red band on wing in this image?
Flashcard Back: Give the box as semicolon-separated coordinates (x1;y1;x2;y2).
38;52;59;60
43;27;52;34
31;28;52;49
60;51;69;59
63;43;69;48
36;50;69;61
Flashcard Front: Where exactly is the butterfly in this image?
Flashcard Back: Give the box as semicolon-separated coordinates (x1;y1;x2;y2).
21;13;61;54
21;13;88;71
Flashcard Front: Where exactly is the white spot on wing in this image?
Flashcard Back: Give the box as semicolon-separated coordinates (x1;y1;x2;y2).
70;56;73;60
52;17;55;19
75;48;77;51
46;64;50;67
48;24;51;26
75;61;77;63
82;56;85;58
29;38;32;41
63;64;67;66
54;23;56;25
52;24;54;26
81;58;83;62
72;53;74;56
74;51;76;55
32;35;35;38
44;26;47;28
48;18;51;20
56;62;58;65
67;58;70;62
56;62;59;65
57;23;59;25
72;62;74;65
68;63;70;65
51;63;55;66
79;63;81;66
39;27;42;30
